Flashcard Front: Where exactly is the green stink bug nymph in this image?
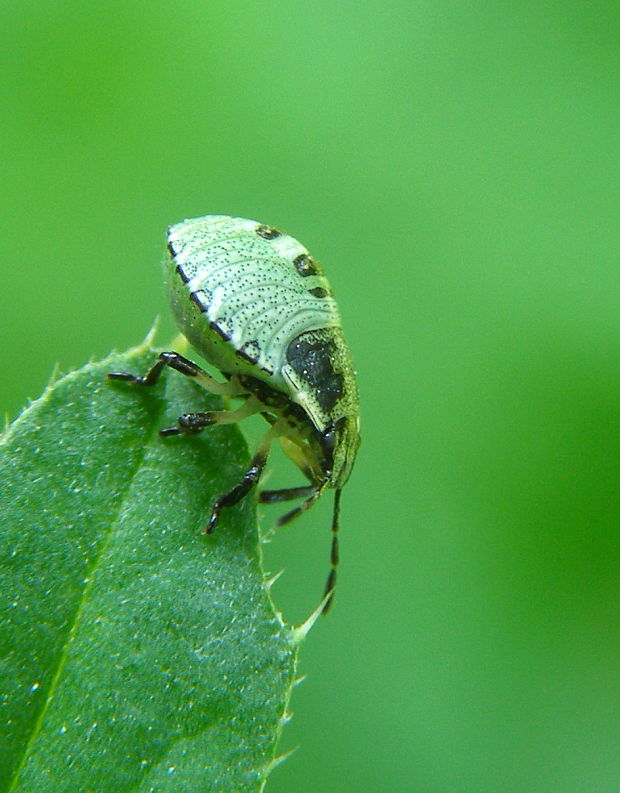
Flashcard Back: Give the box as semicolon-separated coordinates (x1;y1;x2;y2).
109;215;360;613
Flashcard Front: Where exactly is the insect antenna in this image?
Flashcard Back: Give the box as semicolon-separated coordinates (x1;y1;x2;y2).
321;488;341;615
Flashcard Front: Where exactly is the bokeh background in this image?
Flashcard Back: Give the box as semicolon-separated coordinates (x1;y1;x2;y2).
2;2;619;791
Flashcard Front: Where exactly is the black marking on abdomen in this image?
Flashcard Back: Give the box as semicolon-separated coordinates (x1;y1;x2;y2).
210;319;232;341
176;264;190;284
240;376;305;421
167;238;177;259
308;286;329;299
256;225;282;240
190;290;209;312
236;339;261;365
293;254;319;277
236;340;274;375
286;331;344;413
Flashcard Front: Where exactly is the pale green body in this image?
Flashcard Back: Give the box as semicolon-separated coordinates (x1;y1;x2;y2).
165;215;360;488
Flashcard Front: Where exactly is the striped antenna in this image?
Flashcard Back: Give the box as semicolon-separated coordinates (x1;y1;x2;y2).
321;488;342;615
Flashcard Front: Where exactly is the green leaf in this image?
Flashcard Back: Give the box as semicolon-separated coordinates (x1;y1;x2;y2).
0;340;298;793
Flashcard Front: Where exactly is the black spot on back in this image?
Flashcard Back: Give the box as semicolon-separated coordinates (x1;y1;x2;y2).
190;290;209;312
176;264;190;284
236;340;261;365
286;332;344;413
293;253;319;277
256;225;282;240
210;320;231;341
308;286;328;298
235;341;274;375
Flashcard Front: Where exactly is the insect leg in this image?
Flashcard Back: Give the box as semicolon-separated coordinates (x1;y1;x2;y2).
259;485;316;504
204;422;281;534
275;481;327;526
159;397;262;437
278;435;316;482
108;351;237;396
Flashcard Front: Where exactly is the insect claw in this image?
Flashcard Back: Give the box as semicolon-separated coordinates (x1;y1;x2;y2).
159;426;181;437
203;510;219;534
107;371;135;382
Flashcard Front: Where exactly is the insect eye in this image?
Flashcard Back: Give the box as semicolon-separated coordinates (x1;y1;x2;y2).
320;425;336;468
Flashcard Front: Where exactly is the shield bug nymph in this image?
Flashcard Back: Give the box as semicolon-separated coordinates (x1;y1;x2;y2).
109;215;360;613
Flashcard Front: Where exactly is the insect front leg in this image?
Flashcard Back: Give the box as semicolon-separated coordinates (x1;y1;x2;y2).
259;485;316;504
159;397;262;437
108;351;238;396
276;482;327;527
204;420;284;534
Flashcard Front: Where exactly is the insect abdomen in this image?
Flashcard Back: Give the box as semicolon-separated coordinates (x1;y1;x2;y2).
166;216;342;385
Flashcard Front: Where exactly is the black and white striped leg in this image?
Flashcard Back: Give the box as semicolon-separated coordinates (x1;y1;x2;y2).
321;488;342;615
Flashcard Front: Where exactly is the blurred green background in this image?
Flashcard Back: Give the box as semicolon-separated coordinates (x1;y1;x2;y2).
2;2;619;791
